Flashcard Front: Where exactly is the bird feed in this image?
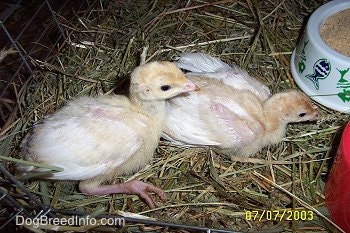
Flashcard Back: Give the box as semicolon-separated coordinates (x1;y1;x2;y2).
320;8;350;57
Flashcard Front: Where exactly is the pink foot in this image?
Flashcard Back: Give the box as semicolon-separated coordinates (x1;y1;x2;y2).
79;180;166;208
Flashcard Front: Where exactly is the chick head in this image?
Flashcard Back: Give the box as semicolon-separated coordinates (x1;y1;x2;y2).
268;90;319;123
130;61;198;101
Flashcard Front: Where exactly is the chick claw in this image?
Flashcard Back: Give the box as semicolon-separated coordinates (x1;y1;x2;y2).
79;180;166;208
123;180;167;208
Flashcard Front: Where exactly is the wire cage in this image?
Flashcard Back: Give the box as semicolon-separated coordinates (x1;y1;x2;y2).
0;0;344;232
0;0;92;103
0;0;129;231
0;1;237;232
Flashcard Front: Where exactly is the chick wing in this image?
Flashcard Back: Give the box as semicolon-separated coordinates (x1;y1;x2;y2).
20;97;149;180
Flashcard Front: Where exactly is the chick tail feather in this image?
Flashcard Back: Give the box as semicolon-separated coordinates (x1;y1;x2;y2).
161;132;209;148
161;132;189;146
16;163;35;173
176;52;232;73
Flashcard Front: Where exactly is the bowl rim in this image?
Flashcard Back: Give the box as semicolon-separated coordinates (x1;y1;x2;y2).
308;0;350;61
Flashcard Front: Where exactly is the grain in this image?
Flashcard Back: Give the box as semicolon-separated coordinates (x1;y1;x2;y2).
320;8;350;57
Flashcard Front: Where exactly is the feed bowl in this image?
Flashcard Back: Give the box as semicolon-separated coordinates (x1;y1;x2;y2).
291;0;350;113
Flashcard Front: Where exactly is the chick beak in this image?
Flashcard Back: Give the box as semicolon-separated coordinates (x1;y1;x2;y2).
182;81;200;92
311;106;319;121
311;111;319;121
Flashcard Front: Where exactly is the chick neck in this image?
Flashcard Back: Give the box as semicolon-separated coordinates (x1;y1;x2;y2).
129;93;167;123
262;98;290;145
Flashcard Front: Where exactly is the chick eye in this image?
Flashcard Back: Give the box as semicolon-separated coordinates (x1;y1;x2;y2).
160;85;171;91
299;112;306;117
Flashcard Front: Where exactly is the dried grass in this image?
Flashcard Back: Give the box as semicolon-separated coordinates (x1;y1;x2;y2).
1;0;349;232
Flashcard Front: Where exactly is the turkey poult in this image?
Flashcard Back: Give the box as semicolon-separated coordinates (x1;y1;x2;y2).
18;61;198;208
163;53;319;157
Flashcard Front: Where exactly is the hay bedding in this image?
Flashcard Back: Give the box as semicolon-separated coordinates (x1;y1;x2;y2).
1;0;348;232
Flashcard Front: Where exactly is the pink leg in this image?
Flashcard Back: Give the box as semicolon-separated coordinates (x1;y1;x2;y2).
79;180;166;208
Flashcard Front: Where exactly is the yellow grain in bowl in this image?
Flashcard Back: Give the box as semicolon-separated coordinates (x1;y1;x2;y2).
320;8;350;57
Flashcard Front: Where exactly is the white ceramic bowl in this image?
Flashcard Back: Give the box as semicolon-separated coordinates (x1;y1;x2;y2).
291;0;350;113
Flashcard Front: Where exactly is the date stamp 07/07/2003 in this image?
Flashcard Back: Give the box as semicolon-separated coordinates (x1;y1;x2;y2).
245;210;314;221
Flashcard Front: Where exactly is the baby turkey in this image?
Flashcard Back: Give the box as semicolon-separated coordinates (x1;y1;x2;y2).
18;61;198;208
163;55;319;157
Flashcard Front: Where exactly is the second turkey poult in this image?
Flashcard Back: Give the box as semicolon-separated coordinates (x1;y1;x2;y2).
18;61;198;208
163;53;319;157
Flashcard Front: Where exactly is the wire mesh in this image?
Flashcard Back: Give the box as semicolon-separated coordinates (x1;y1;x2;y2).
0;1;240;232
1;0;334;232
0;0;95;231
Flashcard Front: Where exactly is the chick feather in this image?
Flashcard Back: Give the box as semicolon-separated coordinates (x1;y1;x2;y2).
20;96;146;180
176;52;271;100
18;61;197;208
163;53;319;157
